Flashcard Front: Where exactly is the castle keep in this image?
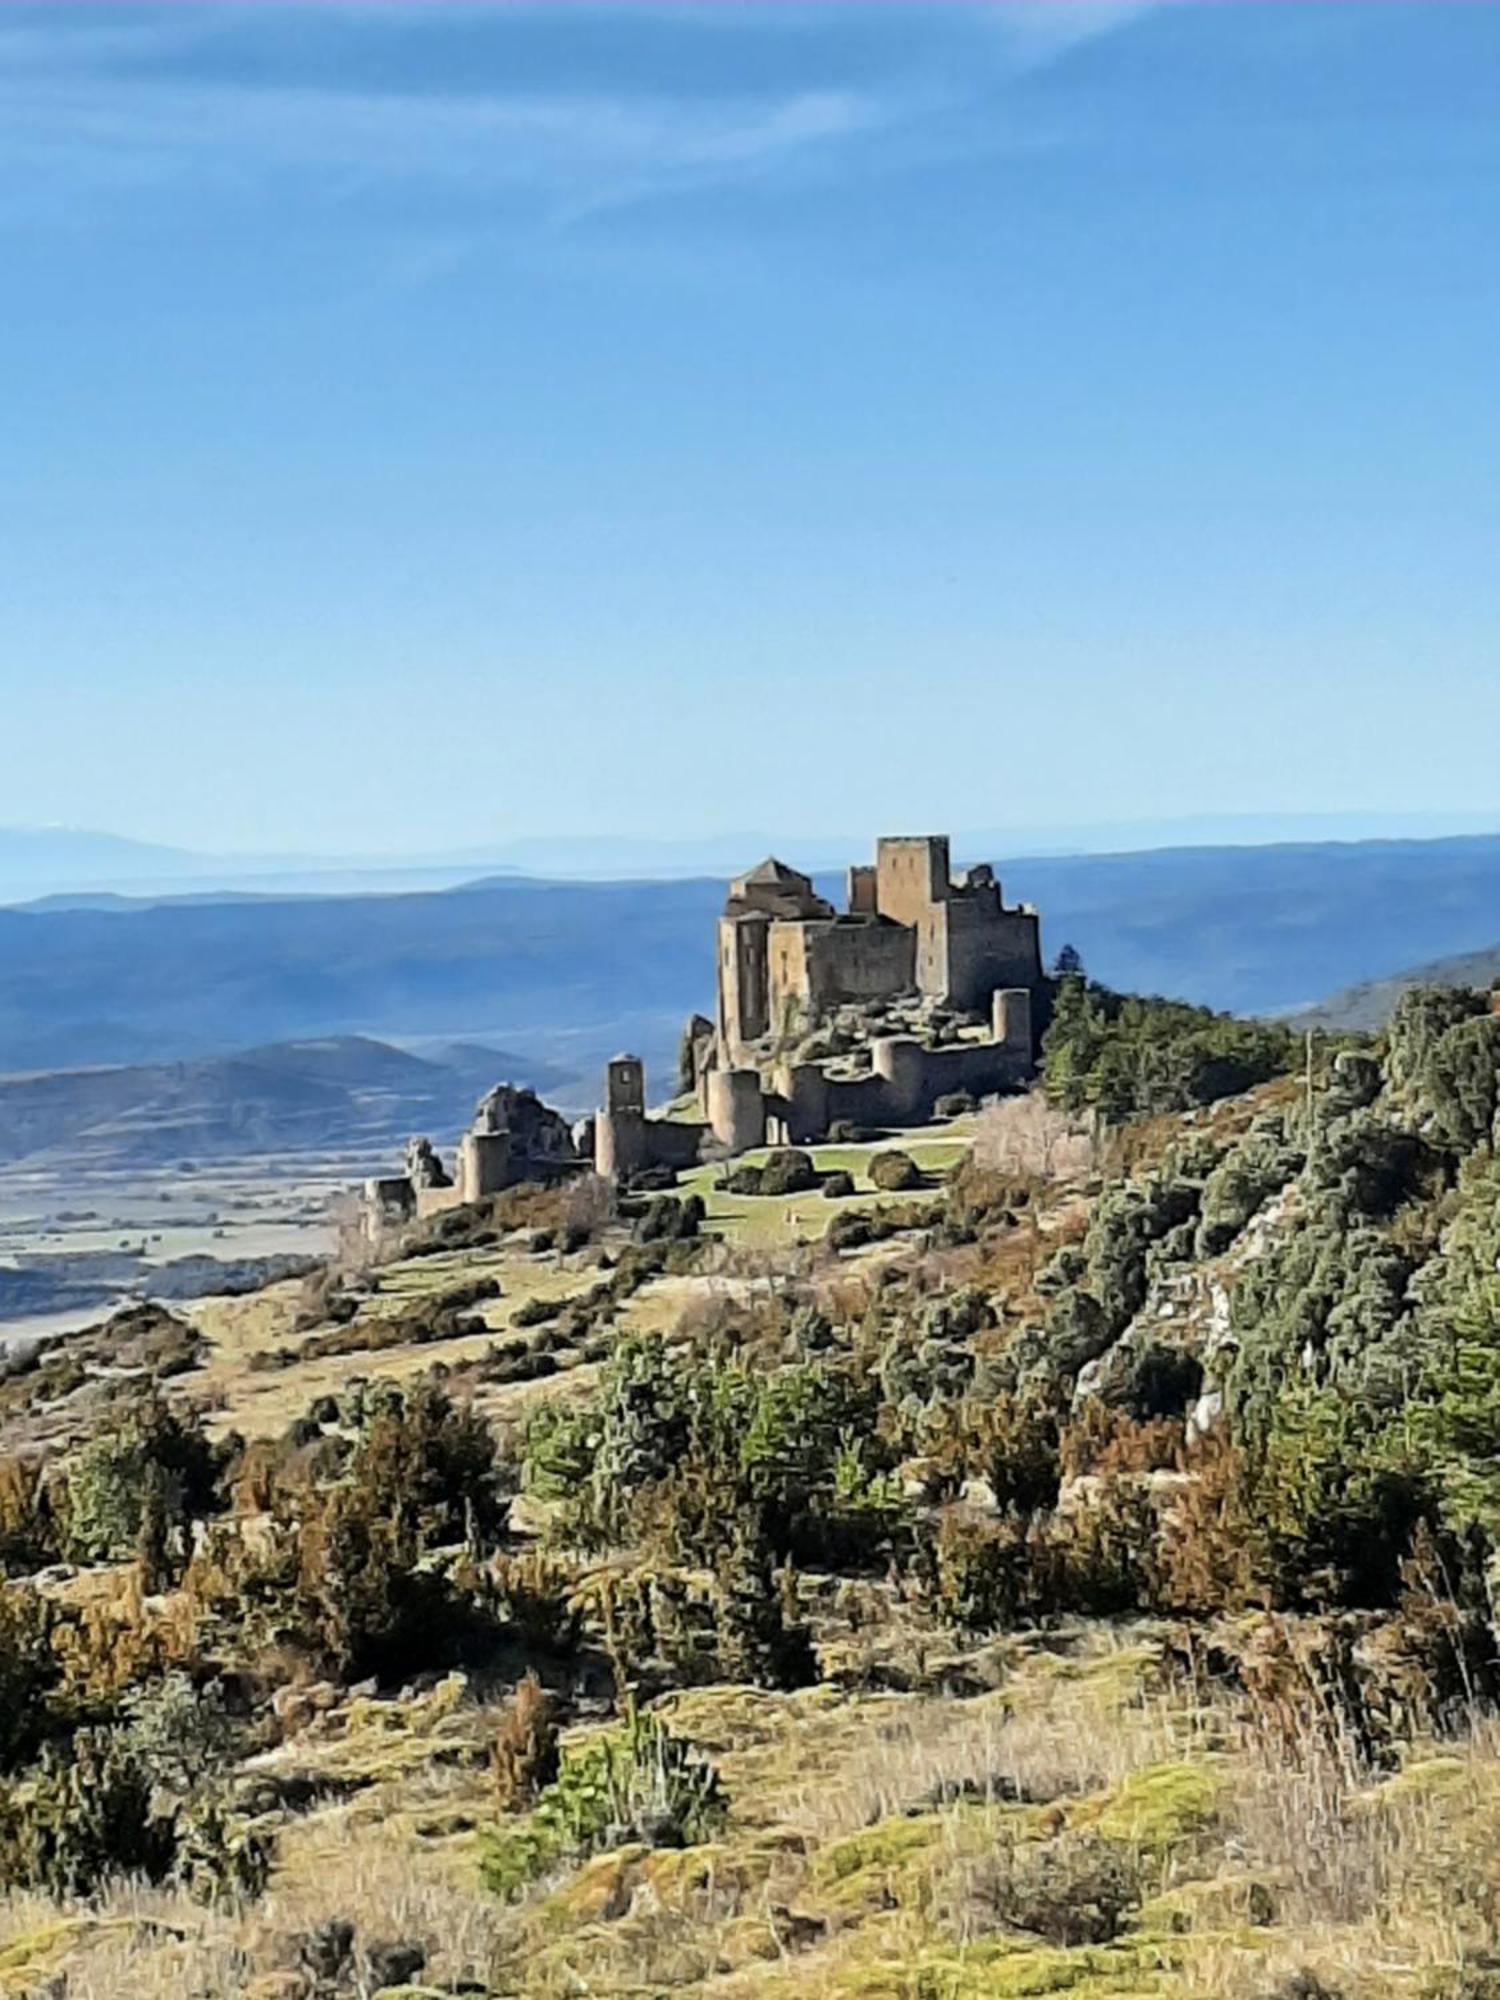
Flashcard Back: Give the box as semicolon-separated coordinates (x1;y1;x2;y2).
716;835;1043;1059
594;834;1048;1180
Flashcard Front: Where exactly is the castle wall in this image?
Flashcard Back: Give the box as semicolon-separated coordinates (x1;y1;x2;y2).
919;898;1043;1010
773;1035;1031;1137
707;1068;767;1153
847;864;877;916
993;986;1034;1060
459;1130;514;1202
765;921;813;1041
415;1185;465;1221
804;920;915;1013
596;1108;707;1179
769;1062;830;1145
595;1109;646;1181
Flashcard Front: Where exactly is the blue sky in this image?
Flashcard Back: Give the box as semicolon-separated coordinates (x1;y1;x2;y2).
1;1;1498;855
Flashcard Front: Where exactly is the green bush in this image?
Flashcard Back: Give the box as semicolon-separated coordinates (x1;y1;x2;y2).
870;1151;922;1193
759;1149;819;1197
62;1393;221;1572
479;1709;726;1899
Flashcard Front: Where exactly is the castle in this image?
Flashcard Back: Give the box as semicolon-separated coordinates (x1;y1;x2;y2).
716;835;1043;1059
594;834;1047;1179
365;833;1048;1223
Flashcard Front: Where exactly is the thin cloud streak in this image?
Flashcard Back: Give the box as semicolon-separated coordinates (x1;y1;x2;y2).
0;3;1158;234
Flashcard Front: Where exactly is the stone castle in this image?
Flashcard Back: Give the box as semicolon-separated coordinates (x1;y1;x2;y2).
594;834;1047;1179
366;832;1047;1223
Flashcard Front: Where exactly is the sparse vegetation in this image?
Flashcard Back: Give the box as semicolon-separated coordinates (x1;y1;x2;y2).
5;980;1500;1997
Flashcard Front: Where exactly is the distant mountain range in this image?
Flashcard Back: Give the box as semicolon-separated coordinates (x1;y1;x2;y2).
3;829;1500;1172
2;830;1500;1070
7;812;1500;904
0;1036;568;1171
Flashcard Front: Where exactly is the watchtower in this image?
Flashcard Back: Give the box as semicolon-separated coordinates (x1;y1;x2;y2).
605;1054;645;1116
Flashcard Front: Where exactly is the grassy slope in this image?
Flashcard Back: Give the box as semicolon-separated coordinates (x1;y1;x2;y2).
8;1085;1500;1998
3;1622;1496;1999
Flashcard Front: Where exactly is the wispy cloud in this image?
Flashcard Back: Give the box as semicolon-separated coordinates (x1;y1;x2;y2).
0;3;1156;234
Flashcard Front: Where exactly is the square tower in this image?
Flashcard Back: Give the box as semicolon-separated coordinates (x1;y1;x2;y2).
876;835;951;929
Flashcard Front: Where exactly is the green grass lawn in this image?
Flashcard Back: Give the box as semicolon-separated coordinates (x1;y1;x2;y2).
674;1121;974;1248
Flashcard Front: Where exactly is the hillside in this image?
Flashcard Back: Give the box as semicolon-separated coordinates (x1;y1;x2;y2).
9;834;1500;1086
1;984;1499;1994
0;1037;569;1170
1297;941;1500;1034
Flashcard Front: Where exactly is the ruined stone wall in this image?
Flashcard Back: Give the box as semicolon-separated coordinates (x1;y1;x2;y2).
993;986;1034;1060
847;864;877;916
774;1034;1029;1138
415;1185;465;1221
595;1109;647;1181
596;1108;707;1178
707;1068;767;1154
459;1130;514;1202
765;921;813;1041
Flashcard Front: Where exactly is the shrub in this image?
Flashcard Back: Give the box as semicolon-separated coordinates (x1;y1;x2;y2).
513;1295;565;1328
934;1091;976;1120
293;1379;508;1678
931;1394;1062;1513
62;1393;222;1572
0;1459;58;1576
636;1194;705;1243
479;1709;726;1899
0;1586;59;1770
489;1549;584;1655
710;1534;817;1690
822;1171;856;1199
930;1512;1062;1631
870;1151;922;1193
1043;978;1301;1120
0;1728;174;1897
492;1672;560;1813
966;1830;1141;1945
759;1149;819;1197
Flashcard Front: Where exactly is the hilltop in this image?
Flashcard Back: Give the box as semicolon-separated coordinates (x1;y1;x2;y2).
0;1036;570;1172
0;981;1498;1994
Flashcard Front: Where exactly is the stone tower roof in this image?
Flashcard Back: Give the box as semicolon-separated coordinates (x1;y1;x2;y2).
724;855;836;923
741;856;806;888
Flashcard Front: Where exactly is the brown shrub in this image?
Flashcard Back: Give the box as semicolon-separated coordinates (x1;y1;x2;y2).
491;1671;559;1814
1154;1435;1265;1615
1059;1405;1185;1481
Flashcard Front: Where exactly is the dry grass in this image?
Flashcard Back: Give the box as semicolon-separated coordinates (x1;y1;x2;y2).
6;1626;1500;1998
